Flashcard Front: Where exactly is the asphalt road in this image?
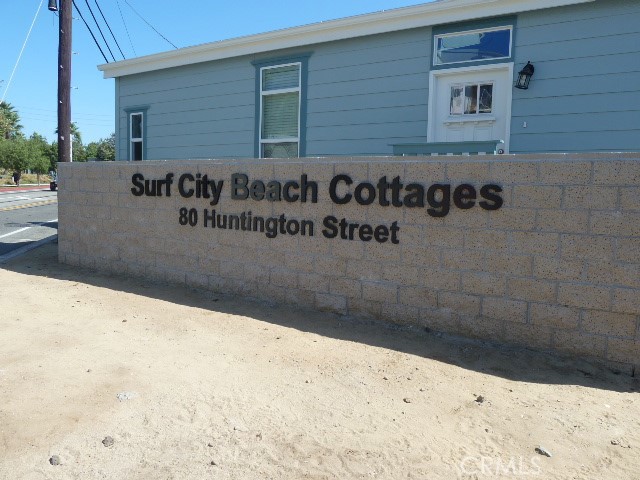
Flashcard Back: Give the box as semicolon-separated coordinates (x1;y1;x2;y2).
0;187;58;261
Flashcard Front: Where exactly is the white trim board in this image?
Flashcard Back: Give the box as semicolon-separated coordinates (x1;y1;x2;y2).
98;0;594;78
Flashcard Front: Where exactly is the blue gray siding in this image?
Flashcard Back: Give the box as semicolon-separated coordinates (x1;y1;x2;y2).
116;58;256;160
116;28;432;160
115;0;639;159
510;0;640;153
305;29;431;156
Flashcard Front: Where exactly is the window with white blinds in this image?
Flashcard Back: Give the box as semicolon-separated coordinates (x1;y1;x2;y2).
260;63;301;158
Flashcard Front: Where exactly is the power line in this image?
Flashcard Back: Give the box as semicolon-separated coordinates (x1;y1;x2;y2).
1;0;45;102
116;0;136;56
21;112;113;122
16;105;112;118
83;0;116;62
94;0;126;60
124;0;178;50
71;0;109;63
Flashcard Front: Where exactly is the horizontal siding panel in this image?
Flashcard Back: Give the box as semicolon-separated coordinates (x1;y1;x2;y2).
512;91;638;117
148;118;254;138
120;74;254;98
520;52;640;81
309;57;429;86
148;106;254;126
517;0;639;28
117;56;252;87
510;110;640;135
309;72;428;100
516;31;640;63
138;94;254;116
310;41;430;72
148;131;252;149
147;143;253;159
307;136;426;156
307;105;427;128
512;71;639;100
120;80;254;104
516;10;639;47
309;28;430;63
306;121;427;142
511;130;640;153
308;89;429;114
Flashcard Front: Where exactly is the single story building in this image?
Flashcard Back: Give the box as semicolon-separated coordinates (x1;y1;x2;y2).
98;0;640;160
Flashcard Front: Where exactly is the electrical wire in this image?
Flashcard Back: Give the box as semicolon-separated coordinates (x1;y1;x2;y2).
94;0;126;60
1;0;45;102
124;0;178;49
16;105;112;118
71;0;109;63
116;0;136;56
83;0;116;62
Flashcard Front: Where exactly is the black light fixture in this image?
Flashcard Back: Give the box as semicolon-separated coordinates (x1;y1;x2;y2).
48;0;58;12
515;61;535;89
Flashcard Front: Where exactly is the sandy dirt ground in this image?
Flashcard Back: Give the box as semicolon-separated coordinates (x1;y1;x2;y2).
0;242;638;480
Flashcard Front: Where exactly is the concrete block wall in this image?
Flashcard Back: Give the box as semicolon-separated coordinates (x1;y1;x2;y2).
58;154;640;373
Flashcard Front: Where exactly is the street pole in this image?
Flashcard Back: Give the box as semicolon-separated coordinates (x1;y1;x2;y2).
54;0;72;162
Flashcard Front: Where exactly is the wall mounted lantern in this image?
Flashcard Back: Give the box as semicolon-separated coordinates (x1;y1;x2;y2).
515;61;535;89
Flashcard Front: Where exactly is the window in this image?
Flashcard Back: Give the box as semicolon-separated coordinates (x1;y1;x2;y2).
434;27;512;66
450;83;493;115
260;63;301;158
129;112;144;161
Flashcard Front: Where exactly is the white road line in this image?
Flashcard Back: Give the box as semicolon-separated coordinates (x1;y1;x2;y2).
0;227;30;239
0;218;58;239
0;196;30;202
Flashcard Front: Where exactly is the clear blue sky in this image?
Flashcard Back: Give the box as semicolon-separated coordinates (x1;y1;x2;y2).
1;0;426;144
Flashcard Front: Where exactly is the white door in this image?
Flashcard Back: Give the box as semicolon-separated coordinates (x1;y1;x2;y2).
428;64;513;153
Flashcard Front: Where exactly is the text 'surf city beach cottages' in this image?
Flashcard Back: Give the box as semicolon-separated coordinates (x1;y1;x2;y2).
60;0;640;373
98;0;639;160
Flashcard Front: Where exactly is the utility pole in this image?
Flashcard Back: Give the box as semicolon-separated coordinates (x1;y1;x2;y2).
50;0;72;162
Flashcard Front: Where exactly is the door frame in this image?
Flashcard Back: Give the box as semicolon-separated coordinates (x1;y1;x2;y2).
427;62;514;152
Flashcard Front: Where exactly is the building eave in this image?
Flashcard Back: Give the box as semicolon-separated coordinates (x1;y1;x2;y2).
98;0;595;78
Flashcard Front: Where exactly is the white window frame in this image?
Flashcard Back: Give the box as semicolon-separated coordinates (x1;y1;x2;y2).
427;62;514;152
259;62;301;158
449;82;495;116
433;26;513;67
129;111;144;161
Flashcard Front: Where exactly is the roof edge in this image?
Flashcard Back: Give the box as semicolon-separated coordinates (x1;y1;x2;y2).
98;0;595;78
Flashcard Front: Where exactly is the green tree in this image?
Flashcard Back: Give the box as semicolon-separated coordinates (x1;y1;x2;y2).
28;132;49;156
70;122;86;161
27;133;50;185
55;122;86;161
47;141;58;171
96;133;115;161
83;133;115;161
0;102;23;139
0;138;29;184
85;141;99;160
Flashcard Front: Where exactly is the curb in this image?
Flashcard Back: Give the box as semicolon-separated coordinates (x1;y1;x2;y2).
0;235;58;264
0;186;52;193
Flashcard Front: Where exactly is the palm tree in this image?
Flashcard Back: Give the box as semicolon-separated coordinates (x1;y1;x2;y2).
0;101;23;139
54;121;82;143
54;122;85;161
70;122;82;146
